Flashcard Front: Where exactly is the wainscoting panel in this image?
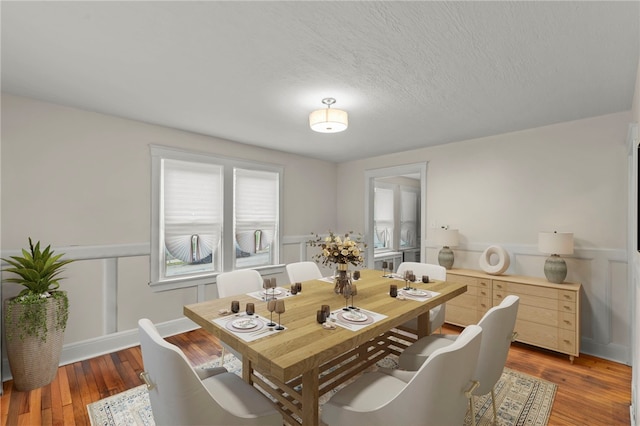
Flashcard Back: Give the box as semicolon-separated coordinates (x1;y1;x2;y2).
1;239;630;382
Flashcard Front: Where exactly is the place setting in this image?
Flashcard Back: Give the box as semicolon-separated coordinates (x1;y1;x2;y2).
389;276;441;302
315;286;387;331
246;277;296;301
213;300;287;342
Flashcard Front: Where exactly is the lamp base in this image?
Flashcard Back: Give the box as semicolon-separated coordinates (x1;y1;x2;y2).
438;246;454;270
544;254;567;284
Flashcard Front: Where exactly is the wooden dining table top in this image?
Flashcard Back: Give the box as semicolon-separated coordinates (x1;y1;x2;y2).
184;268;467;382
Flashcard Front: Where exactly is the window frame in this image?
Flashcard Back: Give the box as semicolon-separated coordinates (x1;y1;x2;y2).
150;145;284;290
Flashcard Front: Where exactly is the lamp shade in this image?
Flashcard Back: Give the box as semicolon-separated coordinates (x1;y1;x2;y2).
309;108;348;133
435;228;459;247
538;232;573;255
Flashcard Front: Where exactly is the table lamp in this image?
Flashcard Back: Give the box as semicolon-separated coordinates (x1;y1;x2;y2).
436;227;459;270
538;231;573;283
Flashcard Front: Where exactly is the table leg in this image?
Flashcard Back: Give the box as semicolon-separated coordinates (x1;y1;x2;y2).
417;311;431;338
301;367;320;426
242;357;252;384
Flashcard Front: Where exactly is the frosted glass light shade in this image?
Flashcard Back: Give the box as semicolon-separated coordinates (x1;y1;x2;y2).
538;232;574;255
435;228;459;247
309;108;348;133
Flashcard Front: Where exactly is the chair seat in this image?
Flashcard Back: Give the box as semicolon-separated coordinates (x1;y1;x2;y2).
399;334;458;371
323;372;406;413
401;305;443;330
202;372;280;419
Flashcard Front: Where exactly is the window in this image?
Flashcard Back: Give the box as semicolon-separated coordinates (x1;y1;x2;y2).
373;182;420;252
234;168;279;269
150;146;282;288
400;188;418;248
374;186;394;249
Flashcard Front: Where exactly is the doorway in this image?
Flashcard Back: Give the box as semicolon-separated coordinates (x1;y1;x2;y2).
364;163;427;270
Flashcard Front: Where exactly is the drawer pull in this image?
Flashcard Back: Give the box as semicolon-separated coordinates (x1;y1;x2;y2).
564;294;571;299
496;284;503;289
496;295;502;299
480;304;486;308
563;305;571;310
480;291;486;296
563;339;571;344
564;320;572;325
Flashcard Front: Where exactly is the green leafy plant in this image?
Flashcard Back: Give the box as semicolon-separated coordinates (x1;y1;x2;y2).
2;238;73;341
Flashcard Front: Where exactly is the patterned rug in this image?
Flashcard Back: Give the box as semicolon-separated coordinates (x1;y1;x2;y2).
87;354;556;426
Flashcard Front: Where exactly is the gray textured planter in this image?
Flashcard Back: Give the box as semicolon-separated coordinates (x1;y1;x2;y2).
4;295;66;391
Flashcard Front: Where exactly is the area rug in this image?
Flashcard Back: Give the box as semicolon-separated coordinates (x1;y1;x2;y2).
87;354;556;426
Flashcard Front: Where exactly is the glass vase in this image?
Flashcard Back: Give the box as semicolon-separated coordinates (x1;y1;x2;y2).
334;263;351;295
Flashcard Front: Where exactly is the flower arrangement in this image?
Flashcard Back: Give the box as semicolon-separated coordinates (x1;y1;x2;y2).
308;231;366;267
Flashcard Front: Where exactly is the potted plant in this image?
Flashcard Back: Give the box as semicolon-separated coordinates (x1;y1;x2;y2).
2;238;73;391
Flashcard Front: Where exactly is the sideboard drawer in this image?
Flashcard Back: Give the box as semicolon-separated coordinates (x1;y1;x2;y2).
516;319;558;350
559;300;576;314
559;290;576;303
559;329;577;354
559;311;577;331
517;304;558;328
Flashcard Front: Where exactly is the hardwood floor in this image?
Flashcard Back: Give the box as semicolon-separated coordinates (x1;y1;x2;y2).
1;324;632;425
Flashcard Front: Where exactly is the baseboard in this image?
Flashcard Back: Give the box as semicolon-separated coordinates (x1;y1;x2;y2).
1;317;200;383
580;338;631;366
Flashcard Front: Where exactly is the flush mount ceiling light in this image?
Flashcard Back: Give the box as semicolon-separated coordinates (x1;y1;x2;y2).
309;98;348;133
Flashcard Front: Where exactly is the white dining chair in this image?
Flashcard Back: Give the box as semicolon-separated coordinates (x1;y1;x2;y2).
396;261;447;335
321;324;483;426
285;261;322;283
399;295;520;426
137;318;282;426
216;269;264;298
215;269;264;361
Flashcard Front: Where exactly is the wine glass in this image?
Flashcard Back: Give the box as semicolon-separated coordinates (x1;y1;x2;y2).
263;277;276;300
342;283;352;311
270;278;277;298
266;299;277;327
381;261;388;277
350;283;358;309
275;300;286;330
262;278;271;300
388;262;394;276
404;270;412;290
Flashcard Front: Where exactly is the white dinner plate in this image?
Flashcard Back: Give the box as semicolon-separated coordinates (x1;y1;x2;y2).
404;289;428;297
232;318;259;329
342;311;368;322
261;289;283;296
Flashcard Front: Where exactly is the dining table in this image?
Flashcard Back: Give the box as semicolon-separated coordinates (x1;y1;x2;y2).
184;268;467;426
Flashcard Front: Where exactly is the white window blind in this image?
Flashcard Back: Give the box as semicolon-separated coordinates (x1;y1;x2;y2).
163;159;222;276
374;187;394;249
234;168;278;266
400;189;418;247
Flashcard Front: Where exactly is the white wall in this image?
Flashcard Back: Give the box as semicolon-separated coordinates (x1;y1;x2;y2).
0;94;337;347
337;111;632;363
0;93;635;378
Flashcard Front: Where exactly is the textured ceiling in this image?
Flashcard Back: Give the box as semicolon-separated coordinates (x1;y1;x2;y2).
2;1;639;163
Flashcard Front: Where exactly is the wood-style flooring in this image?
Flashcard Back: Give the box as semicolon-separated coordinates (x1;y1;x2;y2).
1;324;632;425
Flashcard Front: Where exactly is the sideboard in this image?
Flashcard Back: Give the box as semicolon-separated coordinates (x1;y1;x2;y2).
445;268;581;363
